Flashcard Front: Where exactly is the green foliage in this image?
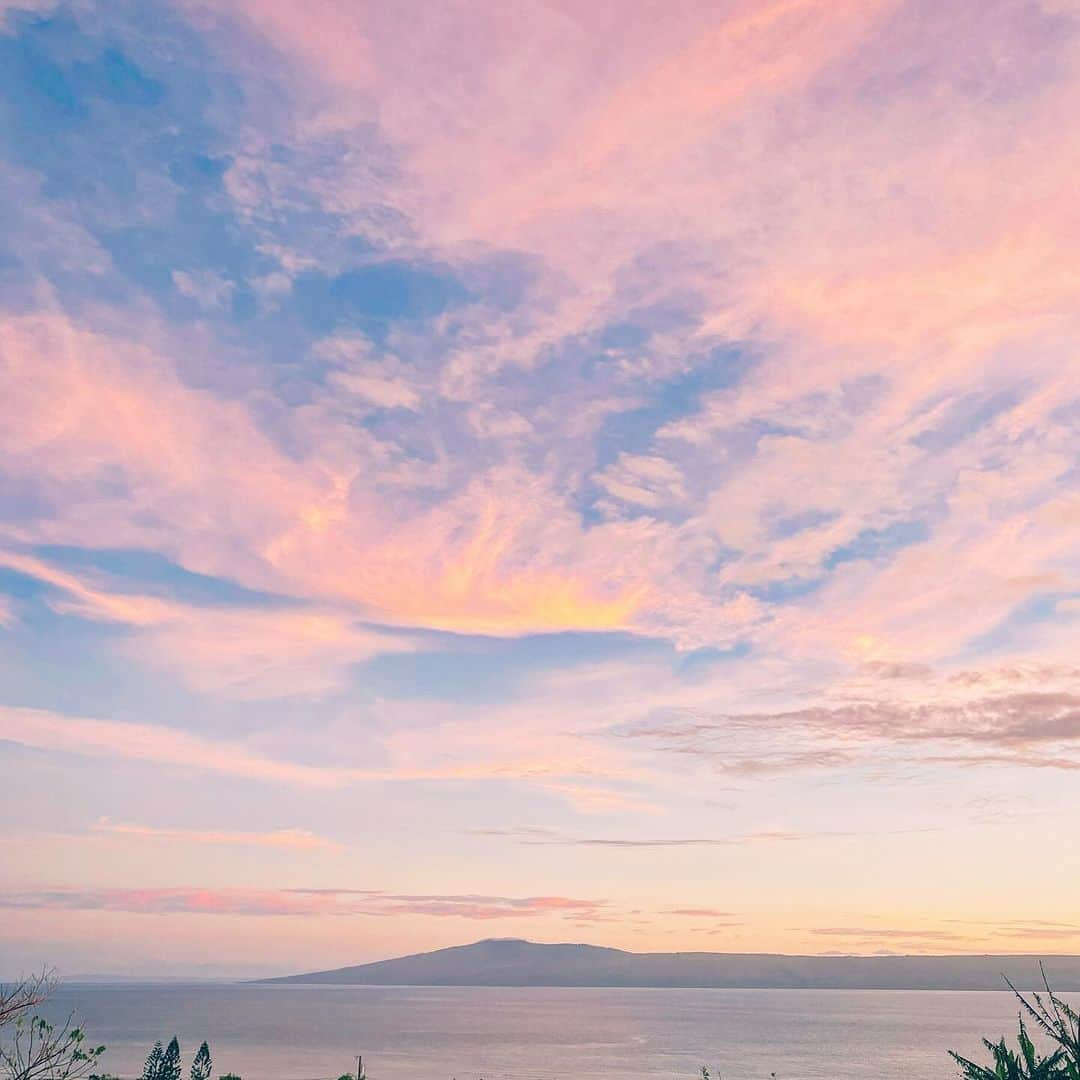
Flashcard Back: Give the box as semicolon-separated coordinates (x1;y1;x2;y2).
190;1042;212;1080
0;1013;107;1080
159;1038;181;1080
140;1036;212;1080
950;1018;1067;1079
1006;968;1080;1080
1;973;107;1080
141;1042;164;1080
951;967;1080;1080
0;979;49;1032
219;1074;242;1080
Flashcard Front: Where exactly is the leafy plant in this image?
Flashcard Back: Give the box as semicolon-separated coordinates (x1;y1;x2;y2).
0;1013;107;1080
1006;966;1080;1079
951;966;1080;1080
0;978;49;1032
0;974;107;1080
950;1018;1067;1079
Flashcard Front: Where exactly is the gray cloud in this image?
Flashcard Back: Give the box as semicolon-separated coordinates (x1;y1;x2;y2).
803;927;968;942
472;825;935;848
615;692;1080;775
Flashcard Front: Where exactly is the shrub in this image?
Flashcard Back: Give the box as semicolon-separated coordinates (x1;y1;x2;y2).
0;974;107;1080
950;965;1080;1080
950;1018;1067;1079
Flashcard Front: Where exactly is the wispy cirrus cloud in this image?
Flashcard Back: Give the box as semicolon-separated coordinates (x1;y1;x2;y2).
947;919;1080;942
617;687;1080;775
0;704;640;798
472;824;934;848
0;549;414;698
0;312;648;640
664;908;741;919
0;706;354;788
803;927;969;944
91;820;342;851
0;887;609;920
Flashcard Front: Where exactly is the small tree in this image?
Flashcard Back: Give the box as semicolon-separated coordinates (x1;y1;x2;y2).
190;1042;211;1080
160;1038;182;1080
0;1014;107;1080
141;1042;164;1080
0;977;49;1031
0;973;107;1080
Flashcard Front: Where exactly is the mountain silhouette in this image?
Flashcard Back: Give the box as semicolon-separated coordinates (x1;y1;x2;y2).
264;938;1080;990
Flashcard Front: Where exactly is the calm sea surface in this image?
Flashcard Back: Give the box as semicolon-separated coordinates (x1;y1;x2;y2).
42;983;1054;1080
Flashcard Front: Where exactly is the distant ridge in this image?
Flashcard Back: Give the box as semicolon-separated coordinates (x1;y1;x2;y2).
263;938;1080;990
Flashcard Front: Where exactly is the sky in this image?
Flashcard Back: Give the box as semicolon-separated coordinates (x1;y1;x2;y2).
1;0;1079;978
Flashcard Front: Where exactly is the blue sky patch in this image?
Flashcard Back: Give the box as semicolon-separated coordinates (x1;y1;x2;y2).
824;519;930;569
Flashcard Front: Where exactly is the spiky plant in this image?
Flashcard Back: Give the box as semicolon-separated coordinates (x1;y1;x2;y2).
190;1042;212;1080
1006;966;1080;1079
950;1018;1067;1079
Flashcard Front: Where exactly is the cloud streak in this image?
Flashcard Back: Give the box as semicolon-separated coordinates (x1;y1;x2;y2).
617;688;1080;775
0;707;354;788
0;549;414;698
91;820;342;851
0;705;636;794
0;887;609;920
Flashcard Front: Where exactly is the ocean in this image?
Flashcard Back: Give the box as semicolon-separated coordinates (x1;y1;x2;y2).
40;983;1049;1080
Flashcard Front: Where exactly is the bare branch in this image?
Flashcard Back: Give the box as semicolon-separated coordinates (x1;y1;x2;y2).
0;973;55;1032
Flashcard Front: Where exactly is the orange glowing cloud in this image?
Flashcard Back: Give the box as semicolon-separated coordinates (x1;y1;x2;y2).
0;314;649;641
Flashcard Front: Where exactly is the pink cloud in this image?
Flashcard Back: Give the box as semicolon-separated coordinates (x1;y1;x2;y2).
91;820;342;851
0;314;647;640
0;706;353;787
170;0;1080;673
0;886;608;920
0;703;649;802
0;0;55;30
0;550;412;697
